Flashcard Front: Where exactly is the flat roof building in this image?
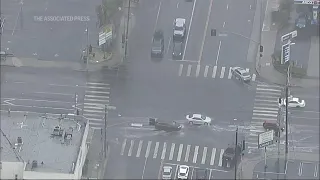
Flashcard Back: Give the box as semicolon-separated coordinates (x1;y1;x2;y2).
0;112;89;179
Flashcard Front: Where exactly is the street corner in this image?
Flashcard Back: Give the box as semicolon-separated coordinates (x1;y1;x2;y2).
87;47;113;64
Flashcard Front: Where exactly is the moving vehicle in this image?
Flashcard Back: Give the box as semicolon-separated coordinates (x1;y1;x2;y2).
173;18;186;40
154;121;182;132
195;168;208;180
151;30;164;58
222;144;243;169
172;41;183;59
162;166;173;179
279;95;306;108
177;165;189;179
263;121;284;138
295;13;310;29
186;114;212;125
231;67;251;82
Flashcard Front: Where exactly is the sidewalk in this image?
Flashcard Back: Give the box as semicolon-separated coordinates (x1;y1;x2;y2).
0;0;136;72
82;128;110;179
239;151;319;179
255;0;319;88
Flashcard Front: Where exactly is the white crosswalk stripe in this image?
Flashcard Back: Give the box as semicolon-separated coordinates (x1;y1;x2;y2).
177;64;257;81
247;84;283;152
119;138;225;167
83;82;111;129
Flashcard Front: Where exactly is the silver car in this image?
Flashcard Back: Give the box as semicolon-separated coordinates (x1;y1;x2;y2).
173;18;186;40
162;166;172;179
231;67;251;82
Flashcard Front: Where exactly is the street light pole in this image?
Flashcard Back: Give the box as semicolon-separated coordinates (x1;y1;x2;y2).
124;0;131;60
284;62;291;172
234;125;238;180
86;23;89;69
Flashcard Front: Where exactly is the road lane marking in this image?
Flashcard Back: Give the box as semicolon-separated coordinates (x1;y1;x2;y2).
145;141;152;158
85;95;109;99
169;143;175;160
255;91;281;96
204;66;209;77
218;149;224;166
223;21;226;28
298;162;303;176
314;164;318;177
201;147;207;164
193;146;199;163
253;110;278;114
182;0;197;60
120;138;127;155
177;144;183;162
128;140;134;156
87;86;110;90
212;66;217;78
176;2;179;8
153;0;162;33
84;113;104;117
136;140;143;157
187;64;192;77
161;142;167;160
256;88;281;92
220;67;225;78
87;117;103;121
34;92;73;96
84;102;105;106
5;98;73;104
83;109;104;113
227;67;233;79
179;64;183;76
252;117;277;121
198;0;213;63
87;82;110;86
84;106;104;110
86;90;110;94
185;145;191;162
252;74;256;81
227;4;229;10
84;99;109;103
254;99;277;103
0;104;74;111
195;65;200;77
210;148;216;165
153;142;159;158
257;84;281;88
215;41;222;65
254;107;279;111
252;113;277;117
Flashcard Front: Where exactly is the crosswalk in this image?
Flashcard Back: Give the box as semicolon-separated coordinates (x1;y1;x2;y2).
83;82;111;129
178;64;257;80
119;138;225;167
247;84;283;150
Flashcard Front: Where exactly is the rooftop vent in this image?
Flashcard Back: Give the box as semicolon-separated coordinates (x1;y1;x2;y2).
52;126;63;136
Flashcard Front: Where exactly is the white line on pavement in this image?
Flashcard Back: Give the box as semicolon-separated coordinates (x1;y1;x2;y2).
85;95;109;99
34;92;73;96
169;143;175;160
195;65;200;77
84;99;109;103
215;41;222;65
153;142;159;158
204;66;209;77
86;82;110;86
198;0;213;64
128;140;134;156
201;147;207;164
179;64;183;76
187;64;192;76
145;141;152;158
220;67;225;78
136;140;143;157
177;144;183;162
210;148;216;165
193;146;199;163
182;0;197;60
212;66;217;78
85;90;110;94
1;104;73;111
185;145;191;162
153;0;162;33
218;149;224;166
161;142;167;160
120;139;127;155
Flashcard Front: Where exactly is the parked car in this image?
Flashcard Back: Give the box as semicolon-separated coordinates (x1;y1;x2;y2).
162;166;173;179
279;95;306;108
177;165;189;179
173;18;186;40
151;30;164;58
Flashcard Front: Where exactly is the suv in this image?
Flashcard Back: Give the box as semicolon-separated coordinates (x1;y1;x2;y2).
151;30;164;58
154;121;182;132
173;18;186;40
195;168;208;180
222;142;245;168
172;41;183;59
231;67;251;82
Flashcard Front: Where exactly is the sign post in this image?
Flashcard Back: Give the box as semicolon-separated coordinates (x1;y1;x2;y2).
281;42;291;64
281;30;297;42
258;130;274;174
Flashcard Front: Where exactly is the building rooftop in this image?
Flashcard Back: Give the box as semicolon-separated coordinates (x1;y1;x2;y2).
0;112;84;174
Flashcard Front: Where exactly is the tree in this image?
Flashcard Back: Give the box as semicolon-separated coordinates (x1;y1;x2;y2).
96;0;123;27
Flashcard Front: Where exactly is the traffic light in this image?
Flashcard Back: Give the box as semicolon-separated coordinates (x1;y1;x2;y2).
259;45;264;53
211;29;217;36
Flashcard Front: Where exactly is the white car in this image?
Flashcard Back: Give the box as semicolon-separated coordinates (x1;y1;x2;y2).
231;67;251;82
177;165;189;179
162;166;172;179
186;114;212;125
173;18;186;39
279;96;306;108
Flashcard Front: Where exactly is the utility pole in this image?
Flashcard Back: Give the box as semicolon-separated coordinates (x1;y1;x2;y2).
74;93;78;121
124;0;131;60
234;126;238;180
20;0;23;29
284;63;291;174
85;23;89;69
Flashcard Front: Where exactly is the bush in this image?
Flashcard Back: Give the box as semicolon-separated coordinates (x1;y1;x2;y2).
271;51;307;78
96;0;124;27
